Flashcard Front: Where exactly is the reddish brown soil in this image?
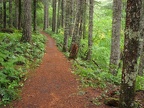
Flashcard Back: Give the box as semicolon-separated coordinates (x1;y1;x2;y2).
4;31;110;108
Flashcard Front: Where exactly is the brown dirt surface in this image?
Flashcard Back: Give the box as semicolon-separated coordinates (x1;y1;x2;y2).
3;31;110;108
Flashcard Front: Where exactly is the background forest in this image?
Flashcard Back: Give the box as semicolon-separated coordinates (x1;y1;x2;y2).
0;0;144;108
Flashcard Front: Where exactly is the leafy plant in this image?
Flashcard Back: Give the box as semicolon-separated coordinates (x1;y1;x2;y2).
136;76;144;91
0;32;46;105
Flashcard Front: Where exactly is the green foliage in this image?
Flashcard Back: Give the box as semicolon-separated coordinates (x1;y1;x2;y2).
136;76;144;91
0;32;46;105
73;58;121;88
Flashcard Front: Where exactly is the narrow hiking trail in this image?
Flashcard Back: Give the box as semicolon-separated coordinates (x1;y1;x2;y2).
5;31;110;108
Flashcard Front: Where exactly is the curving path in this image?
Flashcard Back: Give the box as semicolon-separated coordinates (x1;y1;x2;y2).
5;31;110;108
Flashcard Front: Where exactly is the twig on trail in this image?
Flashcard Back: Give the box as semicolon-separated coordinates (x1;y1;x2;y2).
92;60;100;68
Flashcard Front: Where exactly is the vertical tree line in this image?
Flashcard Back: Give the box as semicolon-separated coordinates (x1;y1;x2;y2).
86;0;94;60
3;0;6;28
0;0;46;42
0;1;144;107
109;0;122;75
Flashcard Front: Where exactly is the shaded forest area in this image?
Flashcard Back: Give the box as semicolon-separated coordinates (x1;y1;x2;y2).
0;0;144;108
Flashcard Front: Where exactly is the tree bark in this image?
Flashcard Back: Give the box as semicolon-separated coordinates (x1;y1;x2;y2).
109;0;122;75
14;0;19;29
86;0;94;60
57;0;61;33
71;0;83;46
119;0;142;108
21;0;32;43
82;0;87;39
33;0;37;32
52;0;57;32
3;0;6;28
61;0;65;28
9;0;13;28
63;0;70;52
18;0;22;30
0;0;3;28
68;0;73;36
138;0;144;76
43;0;48;30
69;0;84;58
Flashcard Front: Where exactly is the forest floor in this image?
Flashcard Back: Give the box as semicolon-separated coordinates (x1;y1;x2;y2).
3;31;112;108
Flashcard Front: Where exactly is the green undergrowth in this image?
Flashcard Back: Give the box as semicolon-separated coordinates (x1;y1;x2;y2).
73;58;121;88
136;76;144;91
0;32;46;105
45;28;121;89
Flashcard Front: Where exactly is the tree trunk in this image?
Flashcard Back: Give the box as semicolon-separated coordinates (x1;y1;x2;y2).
82;0;87;39
69;0;84;58
119;0;142;108
138;0;144;76
0;0;3;28
109;0;122;75
70;0;77;36
68;0;73;36
52;0;57;32
18;0;22;30
33;0;37;32
61;0;65;28
138;44;144;76
57;0;61;33
86;0;94;60
9;0;13;28
43;0;48;30
14;0;19;29
71;0;83;45
3;0;6;28
21;0;32;43
63;0;70;52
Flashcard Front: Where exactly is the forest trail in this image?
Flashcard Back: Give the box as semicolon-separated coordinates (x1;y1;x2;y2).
5;31;110;108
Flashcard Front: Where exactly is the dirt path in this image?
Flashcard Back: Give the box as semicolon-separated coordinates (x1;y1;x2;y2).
5;31;110;108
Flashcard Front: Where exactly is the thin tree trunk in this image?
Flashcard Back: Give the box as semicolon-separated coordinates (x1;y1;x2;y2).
52;0;57;32
3;0;6;28
0;0;3;28
9;0;13;28
18;0;22;30
33;0;37;31
69;0;84;58
138;0;144;76
86;0;94;60
63;0;70;52
61;0;65;28
43;1;48;30
14;0;19;29
109;0;122;75
71;0;83;45
70;0;77;36
119;0;142;108
57;0;61;33
21;0;32;42
138;45;144;76
82;0;87;39
68;0;73;36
